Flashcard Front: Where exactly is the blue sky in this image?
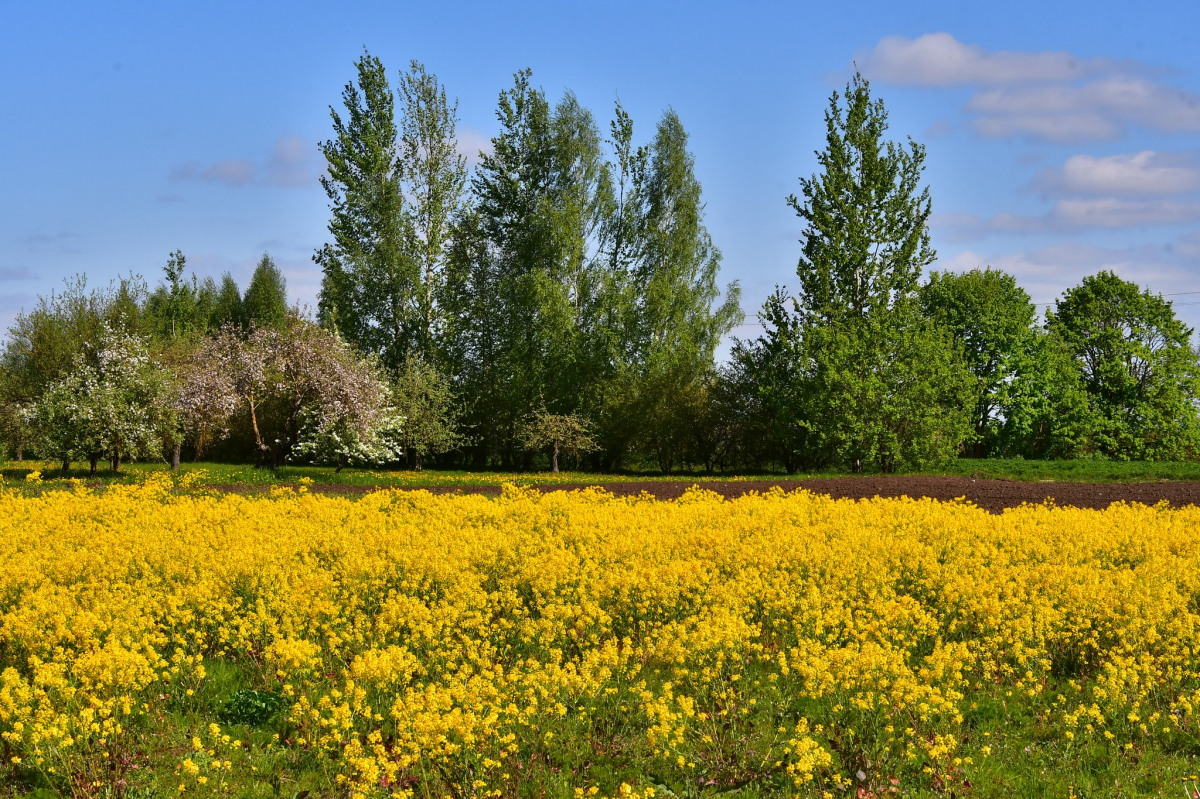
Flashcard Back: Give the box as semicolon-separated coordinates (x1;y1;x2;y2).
3;0;1199;351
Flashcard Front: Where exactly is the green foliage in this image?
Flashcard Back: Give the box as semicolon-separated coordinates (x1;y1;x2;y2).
995;330;1098;459
211;272;245;330
398;60;469;360
803;311;974;470
445;70;608;464
243;254;289;330
747;74;973;472
519;409;598;472
920;268;1038;454
1049;271;1200;460
390;357;464;469
218;688;287;727
6;60;1200;474
788;73;933;320
316;51;417;369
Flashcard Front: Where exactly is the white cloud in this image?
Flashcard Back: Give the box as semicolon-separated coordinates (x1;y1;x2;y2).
968;76;1200;142
1033;151;1200;196
1051;197;1200;228
1178;231;1200;258
858;33;1118;87
263;136;318;188
171;159;255;186
857;33;1200;143
0;267;34;281
17;230;81;254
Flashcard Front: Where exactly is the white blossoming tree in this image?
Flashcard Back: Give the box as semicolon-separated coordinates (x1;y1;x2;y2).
32;327;172;474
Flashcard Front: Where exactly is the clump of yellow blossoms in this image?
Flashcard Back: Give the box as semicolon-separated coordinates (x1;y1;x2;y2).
1;474;1199;796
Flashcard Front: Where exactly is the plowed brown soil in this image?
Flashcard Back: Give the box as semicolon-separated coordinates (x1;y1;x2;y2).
214;476;1200;513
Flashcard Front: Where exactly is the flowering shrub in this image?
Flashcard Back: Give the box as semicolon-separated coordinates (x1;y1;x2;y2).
2;483;1200;796
293;400;405;470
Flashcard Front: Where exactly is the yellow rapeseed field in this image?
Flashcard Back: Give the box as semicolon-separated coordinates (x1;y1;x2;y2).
1;475;1199;797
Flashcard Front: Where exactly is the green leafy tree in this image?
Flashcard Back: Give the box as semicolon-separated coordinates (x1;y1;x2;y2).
391;357;464;470
588;105;741;469
628;111;742;470
996;329;1098;459
398;61;469;360
788;75;933;321
145;250;200;340
316;51;412;367
519;409;598;472
920;268;1037;455
749;74;972;471
210;273;244;330
243;254;288;330
444;70;607;465
805;315;974;471
734;289;819;472
1048;271;1200;460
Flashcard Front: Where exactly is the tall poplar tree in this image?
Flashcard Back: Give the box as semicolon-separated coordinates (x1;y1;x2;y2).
398;60;469;360
751;74;972;471
444;70;606;464
316;50;411;366
629;110;742;470
317;53;466;371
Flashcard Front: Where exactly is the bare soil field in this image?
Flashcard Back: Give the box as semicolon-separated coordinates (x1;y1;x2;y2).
214;475;1200;512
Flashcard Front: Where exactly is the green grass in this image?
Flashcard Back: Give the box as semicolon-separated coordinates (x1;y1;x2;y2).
5;456;1200;495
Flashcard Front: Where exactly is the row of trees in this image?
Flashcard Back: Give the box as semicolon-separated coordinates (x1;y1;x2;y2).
315;55;741;469
2;60;1198;473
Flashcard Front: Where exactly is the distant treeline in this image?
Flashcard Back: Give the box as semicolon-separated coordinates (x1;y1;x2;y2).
2;58;1198;473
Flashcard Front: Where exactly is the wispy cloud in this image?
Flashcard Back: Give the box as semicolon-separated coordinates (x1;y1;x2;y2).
933;147;1200;240
170;136;319;189
0;267;34;281
934;200;1200;240
858;33;1124;87
17;231;80;254
858;33;1200;142
263;136;317;188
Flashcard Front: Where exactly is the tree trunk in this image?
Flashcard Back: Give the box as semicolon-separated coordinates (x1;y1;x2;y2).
89;456;98;477
414;450;423;471
111;453;121;473
62;460;70;474
335;455;346;473
171;443;181;472
551;442;559;473
15;447;23;462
